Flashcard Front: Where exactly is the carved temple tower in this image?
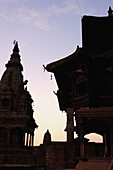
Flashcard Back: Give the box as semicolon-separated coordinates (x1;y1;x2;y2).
0;42;38;169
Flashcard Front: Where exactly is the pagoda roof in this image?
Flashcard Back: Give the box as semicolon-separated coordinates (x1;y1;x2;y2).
46;47;113;73
46;46;80;72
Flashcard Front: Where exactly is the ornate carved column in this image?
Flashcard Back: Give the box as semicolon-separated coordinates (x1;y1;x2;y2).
67;107;74;143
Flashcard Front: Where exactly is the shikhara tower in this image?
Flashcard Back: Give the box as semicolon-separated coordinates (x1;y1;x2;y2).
0;41;38;148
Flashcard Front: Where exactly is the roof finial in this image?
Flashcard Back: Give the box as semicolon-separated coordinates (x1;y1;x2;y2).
108;6;113;16
13;40;16;45
13;40;19;53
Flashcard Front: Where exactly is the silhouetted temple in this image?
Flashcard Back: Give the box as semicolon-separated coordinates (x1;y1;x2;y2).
1;7;113;170
45;7;113;169
0;42;38;169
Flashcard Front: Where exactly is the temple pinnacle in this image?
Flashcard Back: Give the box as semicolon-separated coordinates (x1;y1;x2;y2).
13;40;20;53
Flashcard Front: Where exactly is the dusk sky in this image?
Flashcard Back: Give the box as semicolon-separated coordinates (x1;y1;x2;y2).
0;0;112;145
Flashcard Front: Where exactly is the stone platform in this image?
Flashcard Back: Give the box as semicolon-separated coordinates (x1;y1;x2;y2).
0;148;36;168
75;158;113;170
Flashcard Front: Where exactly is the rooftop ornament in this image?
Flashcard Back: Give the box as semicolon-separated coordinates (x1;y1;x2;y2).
108;6;113;16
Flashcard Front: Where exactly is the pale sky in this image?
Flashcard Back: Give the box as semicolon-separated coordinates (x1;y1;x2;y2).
0;0;112;145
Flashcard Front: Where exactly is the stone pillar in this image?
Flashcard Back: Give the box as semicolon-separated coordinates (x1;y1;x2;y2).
103;133;107;157
26;133;29;146
31;135;33;146
7;129;10;146
29;134;31;146
32;135;34;146
106;128;111;157
67;107;74;143
79;129;84;158
78;118;85;158
66;108;75;168
23;132;25;146
110;126;113;157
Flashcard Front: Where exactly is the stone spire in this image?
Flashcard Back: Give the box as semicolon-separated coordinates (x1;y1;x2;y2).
0;41;23;92
5;41;23;71
0;42;38;148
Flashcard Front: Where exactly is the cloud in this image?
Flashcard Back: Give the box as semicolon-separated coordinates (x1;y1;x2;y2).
0;6;50;31
0;7;15;22
17;7;50;31
50;0;84;15
50;0;94;16
0;0;94;31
